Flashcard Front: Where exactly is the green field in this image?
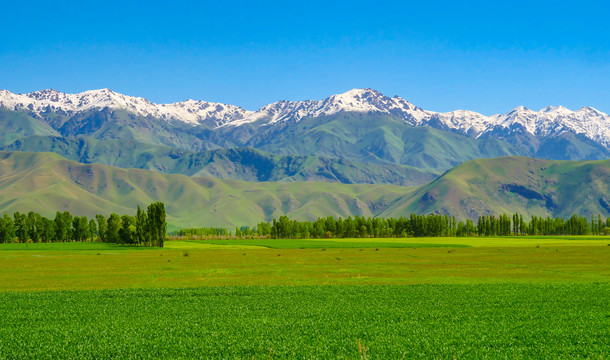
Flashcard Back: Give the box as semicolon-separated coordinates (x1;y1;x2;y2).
0;238;608;358
1;238;608;291
168;235;610;249
1;284;608;359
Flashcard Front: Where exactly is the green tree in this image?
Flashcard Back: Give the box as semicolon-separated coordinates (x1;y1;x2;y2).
146;202;167;247
96;215;107;242
135;205;148;245
14;212;27;242
72;216;89;242
88;219;97;241
54;211;73;242
106;214;121;243
40;218;56;243
27;212;42;243
0;214;15;243
119;215;136;244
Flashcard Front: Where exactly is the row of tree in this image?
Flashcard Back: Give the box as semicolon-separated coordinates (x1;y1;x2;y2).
0;202;167;246
244;213;610;239
178;227;229;237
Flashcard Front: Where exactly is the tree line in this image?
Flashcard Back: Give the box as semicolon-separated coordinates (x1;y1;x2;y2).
0;202;167;246
178;227;229;237
235;213;609;239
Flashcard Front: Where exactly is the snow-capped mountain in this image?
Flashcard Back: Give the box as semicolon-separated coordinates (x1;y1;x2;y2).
485;105;610;146
0;88;251;127
1;87;610;148
227;88;429;126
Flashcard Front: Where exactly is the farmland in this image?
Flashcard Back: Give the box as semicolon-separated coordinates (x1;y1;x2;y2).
0;238;608;291
0;237;608;358
1;284;608;359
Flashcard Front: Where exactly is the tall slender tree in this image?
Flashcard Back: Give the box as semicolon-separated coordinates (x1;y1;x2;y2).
135;205;148;245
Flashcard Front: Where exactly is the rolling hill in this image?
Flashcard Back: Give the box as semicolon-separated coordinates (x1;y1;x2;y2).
0;152;609;229
383;156;610;220
0;151;412;229
0;136;438;186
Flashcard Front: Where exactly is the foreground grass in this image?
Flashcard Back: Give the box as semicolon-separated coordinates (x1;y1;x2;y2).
0;284;608;359
0;240;608;291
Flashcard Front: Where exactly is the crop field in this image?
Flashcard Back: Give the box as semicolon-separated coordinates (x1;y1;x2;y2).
0;237;608;358
0;284;608;358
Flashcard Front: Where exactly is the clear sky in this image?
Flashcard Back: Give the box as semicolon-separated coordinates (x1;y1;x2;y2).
1;0;609;114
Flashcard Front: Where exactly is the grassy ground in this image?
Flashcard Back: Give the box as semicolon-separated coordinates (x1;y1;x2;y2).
0;238;608;358
0;284;608;359
170;235;610;249
168;238;471;249
0;238;608;291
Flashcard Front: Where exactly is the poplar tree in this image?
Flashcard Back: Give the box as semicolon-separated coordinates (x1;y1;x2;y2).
96;215;107;242
106;214;121;243
14;212;27;242
146;202;167;247
89;219;97;241
135;205;148;245
119;215;136;244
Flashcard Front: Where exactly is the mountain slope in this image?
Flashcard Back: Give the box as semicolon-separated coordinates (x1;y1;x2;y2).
383;156;610;220
0;151;413;229
249;113;519;169
1;136;438;186
1;151;609;228
0;109;60;145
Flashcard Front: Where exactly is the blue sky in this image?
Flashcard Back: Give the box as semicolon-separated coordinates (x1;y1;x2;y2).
1;0;608;114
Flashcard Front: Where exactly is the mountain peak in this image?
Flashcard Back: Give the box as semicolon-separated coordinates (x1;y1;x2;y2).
541;105;570;113
331;88;385;101
26;88;64;100
337;88;382;96
511;105;530;112
577;106;602;114
84;88;115;95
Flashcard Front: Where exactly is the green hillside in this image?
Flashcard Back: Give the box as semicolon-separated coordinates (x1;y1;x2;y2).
250;113;519;170
0;109;59;145
1;136;438;186
383;156;610;219
2;151;609;229
0;151;412;229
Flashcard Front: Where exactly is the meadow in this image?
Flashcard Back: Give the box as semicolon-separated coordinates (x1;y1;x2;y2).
0;237;608;358
1;284;608;359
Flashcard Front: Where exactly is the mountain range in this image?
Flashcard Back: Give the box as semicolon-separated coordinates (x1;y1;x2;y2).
1;88;609;180
2;88;609;148
1;87;609;226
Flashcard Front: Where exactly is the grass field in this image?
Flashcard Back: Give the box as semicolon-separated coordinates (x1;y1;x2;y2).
0;238;608;291
169;235;610;249
0;237;608;358
0;284;608;359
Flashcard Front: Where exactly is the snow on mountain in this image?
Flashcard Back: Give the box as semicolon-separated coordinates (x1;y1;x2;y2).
228;88;429;126
486;105;610;146
2;87;610;147
0;88;251;127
